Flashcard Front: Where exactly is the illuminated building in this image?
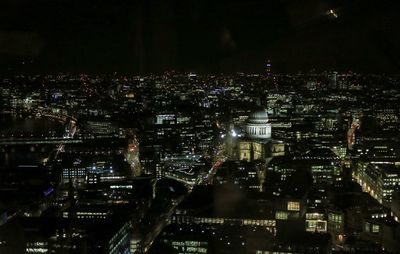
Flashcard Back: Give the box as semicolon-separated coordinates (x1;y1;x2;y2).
374;108;399;131
172;186;306;237
360;218;400;253
140;111;214;175
156;224;209;254
296;148;342;184
268;148;341;185
85;121;119;137
305;208;344;246
130;229;142;254
238;108;284;162
266;60;272;75
0;216;132;254
245;109;272;140
328;71;338;89
267;155;297;181
62;167;86;184
158;154;209;187
213;161;263;191
62;205;120;220
358;163;400;205
305;209;327;233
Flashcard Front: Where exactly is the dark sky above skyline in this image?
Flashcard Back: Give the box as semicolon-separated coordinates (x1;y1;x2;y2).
0;0;399;74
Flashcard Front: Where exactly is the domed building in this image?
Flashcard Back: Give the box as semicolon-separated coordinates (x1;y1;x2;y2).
245;109;272;139
238;108;284;161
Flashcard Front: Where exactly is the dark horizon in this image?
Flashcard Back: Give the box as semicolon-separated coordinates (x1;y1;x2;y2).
1;0;400;75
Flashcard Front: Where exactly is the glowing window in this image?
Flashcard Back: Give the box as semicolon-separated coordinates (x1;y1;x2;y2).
372;224;380;233
287;201;300;211
275;211;288;220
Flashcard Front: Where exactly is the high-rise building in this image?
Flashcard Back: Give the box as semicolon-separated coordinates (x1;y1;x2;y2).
358;164;400;205
266;60;272;75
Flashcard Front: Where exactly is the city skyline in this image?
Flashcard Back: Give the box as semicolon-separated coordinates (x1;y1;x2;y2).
1;1;400;254
1;72;400;253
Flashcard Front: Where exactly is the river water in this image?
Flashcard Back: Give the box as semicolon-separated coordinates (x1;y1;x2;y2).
0;114;64;170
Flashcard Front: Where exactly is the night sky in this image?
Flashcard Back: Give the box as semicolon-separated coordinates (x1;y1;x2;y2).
0;0;399;74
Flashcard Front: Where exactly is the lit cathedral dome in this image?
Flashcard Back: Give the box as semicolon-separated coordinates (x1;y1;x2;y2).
246;108;271;139
248;110;269;124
